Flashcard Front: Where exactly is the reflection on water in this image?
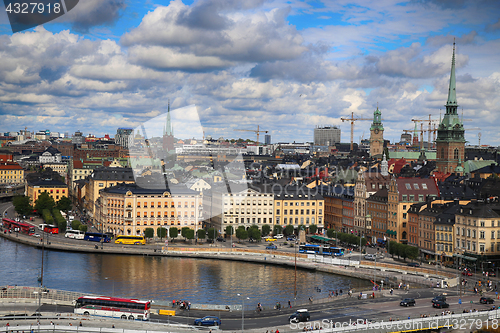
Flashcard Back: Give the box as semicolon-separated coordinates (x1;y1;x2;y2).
0;238;371;305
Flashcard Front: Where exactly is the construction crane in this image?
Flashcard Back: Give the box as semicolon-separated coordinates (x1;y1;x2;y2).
404;126;481;150
341;112;372;151
234;125;268;145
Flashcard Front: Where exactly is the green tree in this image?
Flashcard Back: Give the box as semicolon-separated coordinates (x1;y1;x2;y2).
326;228;335;239
406;245;419;260
185;229;195;241
383;147;390;159
157;227;167;240
197;229;206;239
79;224;88;232
235;227;248;242
181;227;191;240
248;226;261;242
42;209;54;225
34;192;55;215
13;195;32;217
52;209;67;233
56;196;72;212
284;225;294;236
309;224;318;234
71;220;81;230
144;228;154;239
225;225;234;236
273;225;283;235
207;227;218;240
261;224;271;237
169;227;178;241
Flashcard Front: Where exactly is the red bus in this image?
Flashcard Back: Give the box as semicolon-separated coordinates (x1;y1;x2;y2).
74;296;151;320
2;218;35;235
43;225;59;234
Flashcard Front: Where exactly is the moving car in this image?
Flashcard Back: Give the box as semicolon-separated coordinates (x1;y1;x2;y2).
289;309;310;323
265;237;277;242
400;298;416;307
364;254;376;261
480;297;495;304
266;244;277;250
275;234;284;239
287;236;296;241
462;270;473;276
432;295;446;303
194;316;221;326
216;237;226;242
407;263;420;267
432;300;449;308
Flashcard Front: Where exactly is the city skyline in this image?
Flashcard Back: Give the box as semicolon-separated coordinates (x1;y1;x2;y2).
0;0;499;145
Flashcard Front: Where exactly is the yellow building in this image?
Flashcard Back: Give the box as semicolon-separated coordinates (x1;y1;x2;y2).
97;183;202;236
84;167;135;219
273;185;324;232
0;162;24;184
26;178;68;203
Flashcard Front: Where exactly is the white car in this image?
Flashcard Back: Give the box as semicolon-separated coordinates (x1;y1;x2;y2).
32;233;40;238
275;234;284;239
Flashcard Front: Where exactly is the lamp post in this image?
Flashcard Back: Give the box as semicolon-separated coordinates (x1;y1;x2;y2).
294;239;298;304
237;294;249;332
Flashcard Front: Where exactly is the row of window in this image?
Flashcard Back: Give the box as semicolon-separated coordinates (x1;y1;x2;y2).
277;201;321;206
457;217;500;227
224;200;272;206
276;209;320;215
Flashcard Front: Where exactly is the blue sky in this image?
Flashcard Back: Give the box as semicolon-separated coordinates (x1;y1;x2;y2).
0;0;499;146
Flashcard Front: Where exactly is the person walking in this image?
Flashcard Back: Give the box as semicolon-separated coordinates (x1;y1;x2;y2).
288;300;291;308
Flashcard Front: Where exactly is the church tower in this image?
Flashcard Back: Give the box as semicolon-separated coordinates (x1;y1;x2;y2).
435;42;465;173
162;100;175;152
369;106;384;157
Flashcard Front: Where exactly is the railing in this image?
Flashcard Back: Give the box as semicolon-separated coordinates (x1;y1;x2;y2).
0;286;84;304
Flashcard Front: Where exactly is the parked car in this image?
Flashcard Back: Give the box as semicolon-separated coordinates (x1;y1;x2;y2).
432;295;446;303
364;254;376;261
265;237;277;242
487;271;496;277
407;263;420;267
287;236;296;241
266;245;277;250
275;234;284;239
480;297;495;304
194;316;221;326
432;300;449;309
400;298;416;307
289;309;310;323
462;270;473;276
216;237;226;242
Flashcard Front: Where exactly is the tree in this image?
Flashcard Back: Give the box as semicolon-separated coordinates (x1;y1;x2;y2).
144;228;154;239
181;227;191;240
197;229;206;239
56;196;72;212
248;226;261;242
326;228;335;239
284;225;294;236
406;246;419;260
309;224;318;234
185;229;195;242
71;220;81;230
235;227;248;242
13;195;32;217
42;209;54;225
261;224;271;237
225;225;234;236
383;147;390;159
207;227;218;240
52;209;66;233
79;224;88;232
169;227;178;240
157;227;167;240
273;225;283;235
34;192;55;215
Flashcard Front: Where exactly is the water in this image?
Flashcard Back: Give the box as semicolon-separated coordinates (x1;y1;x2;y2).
0;238;371;306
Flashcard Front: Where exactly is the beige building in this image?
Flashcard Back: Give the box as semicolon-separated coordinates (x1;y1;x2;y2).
97;183;202;236
43;162;67;179
26;178;68;203
204;184;274;235
0;162;24;184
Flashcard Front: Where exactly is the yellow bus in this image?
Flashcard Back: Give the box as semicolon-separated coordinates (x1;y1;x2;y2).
114;235;146;245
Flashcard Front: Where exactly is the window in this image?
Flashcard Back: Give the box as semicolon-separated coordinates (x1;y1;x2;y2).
421;183;428;190
492;231;496;239
418;195;424;202
413;184;419;190
454;148;459;160
405;183;411;190
402;195;407;202
480;231;485;239
473;230;476;238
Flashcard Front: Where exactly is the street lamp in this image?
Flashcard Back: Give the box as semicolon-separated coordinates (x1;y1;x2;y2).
294;239;298;304
237;294;249;332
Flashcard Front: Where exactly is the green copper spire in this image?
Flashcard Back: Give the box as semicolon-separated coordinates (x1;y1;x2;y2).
446;40;457;108
370;105;384;131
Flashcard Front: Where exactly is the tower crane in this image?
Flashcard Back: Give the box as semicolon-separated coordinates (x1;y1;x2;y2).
234;125;268;145
341;112;372;151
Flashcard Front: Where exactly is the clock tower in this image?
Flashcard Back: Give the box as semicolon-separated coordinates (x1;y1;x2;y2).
369;106;384;157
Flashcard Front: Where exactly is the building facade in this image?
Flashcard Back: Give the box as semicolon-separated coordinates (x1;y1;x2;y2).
0;162;24;184
314;126;341;146
369;107;384;157
26;178;68;203
98;183;202;236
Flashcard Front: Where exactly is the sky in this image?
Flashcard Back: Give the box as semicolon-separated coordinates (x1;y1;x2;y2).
0;0;499;146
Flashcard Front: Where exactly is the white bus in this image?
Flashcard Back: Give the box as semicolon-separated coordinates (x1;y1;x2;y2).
74;296;151;321
65;230;85;240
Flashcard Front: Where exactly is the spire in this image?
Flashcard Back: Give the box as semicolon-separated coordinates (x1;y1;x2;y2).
165;99;173;136
446;39;457;109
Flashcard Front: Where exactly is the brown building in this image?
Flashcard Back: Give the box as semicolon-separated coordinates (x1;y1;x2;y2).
366;188;388;245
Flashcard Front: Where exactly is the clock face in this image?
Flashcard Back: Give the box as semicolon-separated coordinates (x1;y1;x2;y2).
374;129;379;134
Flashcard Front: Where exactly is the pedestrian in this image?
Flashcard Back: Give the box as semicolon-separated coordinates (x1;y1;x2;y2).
288;300;291;308
172;299;176;308
79;322;82;327
112;325;115;328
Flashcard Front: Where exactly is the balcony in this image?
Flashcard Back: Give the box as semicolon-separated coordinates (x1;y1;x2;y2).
124;216;133;222
125;206;133;211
